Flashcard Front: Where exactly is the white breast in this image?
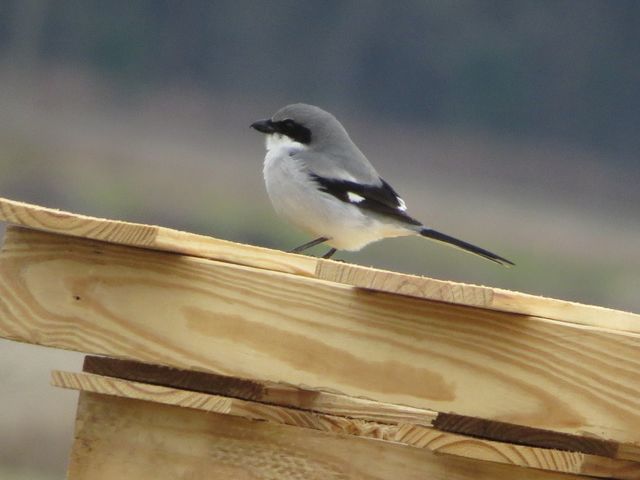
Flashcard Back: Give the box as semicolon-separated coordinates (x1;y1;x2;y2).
265;133;306;155
262;135;414;251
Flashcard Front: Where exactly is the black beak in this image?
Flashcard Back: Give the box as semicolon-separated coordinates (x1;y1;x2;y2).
250;119;276;134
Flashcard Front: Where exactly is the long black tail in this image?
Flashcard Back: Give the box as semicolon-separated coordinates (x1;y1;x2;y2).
420;228;514;267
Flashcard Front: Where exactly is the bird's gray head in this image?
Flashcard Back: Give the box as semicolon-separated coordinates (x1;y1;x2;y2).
251;103;351;151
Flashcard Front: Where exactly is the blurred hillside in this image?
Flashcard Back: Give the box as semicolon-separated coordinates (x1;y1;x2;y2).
0;1;639;479
2;0;639;156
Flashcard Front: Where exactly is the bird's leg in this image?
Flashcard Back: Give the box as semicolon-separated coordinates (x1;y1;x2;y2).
322;248;338;259
289;236;329;254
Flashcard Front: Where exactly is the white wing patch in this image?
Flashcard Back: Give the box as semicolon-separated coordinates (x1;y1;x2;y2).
344;191;406;210
347;192;365;203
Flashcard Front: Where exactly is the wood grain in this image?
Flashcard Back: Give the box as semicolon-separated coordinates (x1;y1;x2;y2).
54;370;403;440
83;355;267;399
64;382;633;479
68;392;598;480
2;196;638;328
82;356;436;426
433;413;617;458
0;196;317;276
316;261;640;333
2;226;640;449
80;355;621;458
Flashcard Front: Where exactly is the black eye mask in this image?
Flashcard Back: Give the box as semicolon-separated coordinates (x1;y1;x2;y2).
274;119;312;145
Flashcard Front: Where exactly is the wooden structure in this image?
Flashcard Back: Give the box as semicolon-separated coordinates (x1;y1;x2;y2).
0;196;639;479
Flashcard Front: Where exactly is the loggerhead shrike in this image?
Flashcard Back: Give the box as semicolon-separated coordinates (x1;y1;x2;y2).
251;103;513;266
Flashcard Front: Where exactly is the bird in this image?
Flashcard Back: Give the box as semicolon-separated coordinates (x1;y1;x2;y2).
251;103;513;266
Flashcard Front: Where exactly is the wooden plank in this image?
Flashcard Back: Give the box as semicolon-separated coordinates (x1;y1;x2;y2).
80;356;618;458
54;370;640;479
68;391;601;480
1;196;638;329
2;227;640;451
315;261;640;333
82;355;436;425
432;413;617;459
54;370;399;441
0;196;317;276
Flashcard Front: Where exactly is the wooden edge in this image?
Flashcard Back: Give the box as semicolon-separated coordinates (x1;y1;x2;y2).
53;370;376;436
82;355;438;426
2;196;638;329
82;356;635;462
52;370;640;479
152;227;317;276
432;412;620;460
315;260;640;333
0;197;317;276
0;197;160;245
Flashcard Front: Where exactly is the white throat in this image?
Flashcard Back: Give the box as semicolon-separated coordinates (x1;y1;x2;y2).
265;133;307;155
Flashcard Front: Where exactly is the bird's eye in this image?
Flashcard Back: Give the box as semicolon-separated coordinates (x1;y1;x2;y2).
275;118;311;144
278;119;297;135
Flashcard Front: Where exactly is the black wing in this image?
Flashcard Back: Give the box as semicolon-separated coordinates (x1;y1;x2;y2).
310;174;421;226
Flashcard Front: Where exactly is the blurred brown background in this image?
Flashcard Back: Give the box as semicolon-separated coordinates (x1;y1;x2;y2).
1;1;639;478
